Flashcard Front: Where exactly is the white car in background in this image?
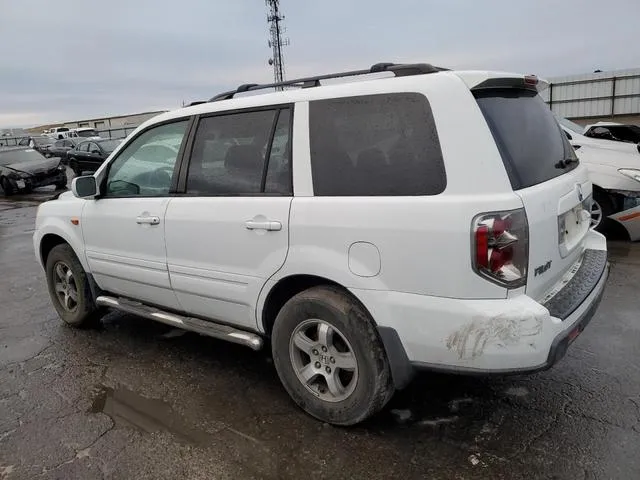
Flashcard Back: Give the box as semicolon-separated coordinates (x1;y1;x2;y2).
583;122;640;145
558;117;640;240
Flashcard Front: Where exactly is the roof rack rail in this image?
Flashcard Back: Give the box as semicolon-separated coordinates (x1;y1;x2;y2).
209;62;448;102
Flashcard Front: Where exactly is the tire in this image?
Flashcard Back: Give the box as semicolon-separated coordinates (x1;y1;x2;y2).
1;177;15;196
271;285;393;425
592;190;615;233
45;244;102;328
69;159;81;177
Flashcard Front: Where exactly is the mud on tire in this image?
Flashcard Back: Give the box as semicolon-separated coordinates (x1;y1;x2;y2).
45;244;103;328
271;285;394;425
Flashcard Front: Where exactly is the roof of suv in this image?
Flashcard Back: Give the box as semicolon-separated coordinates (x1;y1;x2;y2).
141;63;549;131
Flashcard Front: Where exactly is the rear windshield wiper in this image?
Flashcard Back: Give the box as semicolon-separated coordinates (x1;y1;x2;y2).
554;158;578;169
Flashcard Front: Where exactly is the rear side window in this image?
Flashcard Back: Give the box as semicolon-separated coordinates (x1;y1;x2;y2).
475;89;578;190
309;93;446;196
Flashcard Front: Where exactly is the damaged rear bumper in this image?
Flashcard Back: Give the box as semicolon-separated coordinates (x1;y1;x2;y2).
352;242;609;388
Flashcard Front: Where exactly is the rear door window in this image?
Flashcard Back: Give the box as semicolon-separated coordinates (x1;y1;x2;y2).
186;108;292;196
309;93;446;196
474;89;578;190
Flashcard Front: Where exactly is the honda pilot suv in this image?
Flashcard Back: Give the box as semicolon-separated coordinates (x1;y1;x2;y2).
34;63;609;425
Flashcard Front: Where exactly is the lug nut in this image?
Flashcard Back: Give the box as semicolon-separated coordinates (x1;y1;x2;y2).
321;346;327;352
314;362;321;368
325;366;331;373
330;357;335;364
312;349;318;355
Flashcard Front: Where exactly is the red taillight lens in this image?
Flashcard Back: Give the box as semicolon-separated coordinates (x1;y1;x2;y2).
472;209;529;288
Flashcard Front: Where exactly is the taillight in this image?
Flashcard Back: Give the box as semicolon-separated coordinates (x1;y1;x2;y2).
472;208;529;288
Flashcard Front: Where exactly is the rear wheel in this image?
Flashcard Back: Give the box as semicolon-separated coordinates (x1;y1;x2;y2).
271;286;393;425
45;244;102;328
592;190;615;233
69;159;81;177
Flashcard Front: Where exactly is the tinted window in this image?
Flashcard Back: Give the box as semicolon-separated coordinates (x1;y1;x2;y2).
77;129;97;137
475;89;577;190
105;121;187;197
186;110;278;195
309;93;446;196
99;139;122;152
79;142;90;152
265;109;292;195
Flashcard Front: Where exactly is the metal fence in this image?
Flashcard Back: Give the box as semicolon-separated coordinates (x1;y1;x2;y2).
0;126;139;149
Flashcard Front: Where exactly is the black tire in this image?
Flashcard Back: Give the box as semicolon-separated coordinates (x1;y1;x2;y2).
592;189;615;233
271;285;393;426
1;177;14;196
69;159;81;177
45;244;102;328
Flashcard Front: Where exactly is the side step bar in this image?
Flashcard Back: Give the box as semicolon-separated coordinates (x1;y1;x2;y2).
95;296;263;351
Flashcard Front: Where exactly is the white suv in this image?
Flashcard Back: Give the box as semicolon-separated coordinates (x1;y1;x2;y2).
34;63;609;425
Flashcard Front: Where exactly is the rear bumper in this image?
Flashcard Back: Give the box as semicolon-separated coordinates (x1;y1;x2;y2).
352;235;609;387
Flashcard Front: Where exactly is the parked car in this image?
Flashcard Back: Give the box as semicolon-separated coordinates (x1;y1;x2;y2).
0;147;67;195
49;138;83;163
34;63;608;425
69;127;101;140
18;135;56;157
67;139;122;175
45;127;71;140
558;117;640;240
584;122;640;145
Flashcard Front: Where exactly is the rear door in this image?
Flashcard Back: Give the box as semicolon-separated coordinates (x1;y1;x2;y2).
164;107;293;330
474;88;591;301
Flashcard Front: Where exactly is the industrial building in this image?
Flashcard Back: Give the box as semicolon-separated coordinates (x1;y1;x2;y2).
27;110;166;135
541;68;640;126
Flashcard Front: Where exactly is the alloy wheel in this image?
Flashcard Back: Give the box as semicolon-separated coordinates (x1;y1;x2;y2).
53;261;79;312
289;319;358;403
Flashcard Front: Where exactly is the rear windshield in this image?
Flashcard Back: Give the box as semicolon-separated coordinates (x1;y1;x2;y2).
475;89;577;190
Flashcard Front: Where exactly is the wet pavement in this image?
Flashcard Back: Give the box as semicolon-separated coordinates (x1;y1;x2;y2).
1;195;640;479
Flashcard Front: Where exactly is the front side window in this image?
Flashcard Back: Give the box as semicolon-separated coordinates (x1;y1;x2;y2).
105;120;188;197
186;108;291;195
79;142;90;152
309;93;446;196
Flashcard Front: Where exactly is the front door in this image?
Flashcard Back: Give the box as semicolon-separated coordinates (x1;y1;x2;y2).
82;120;190;310
165;107;293;330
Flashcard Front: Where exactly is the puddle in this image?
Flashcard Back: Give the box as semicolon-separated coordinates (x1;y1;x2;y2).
89;385;213;445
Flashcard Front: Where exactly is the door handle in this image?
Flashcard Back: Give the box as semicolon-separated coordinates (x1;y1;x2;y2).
245;219;282;231
136;215;160;225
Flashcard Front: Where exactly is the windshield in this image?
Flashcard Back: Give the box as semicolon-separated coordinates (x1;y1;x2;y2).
99;139;122;152
77;129;98;137
475;89;578;190
0;149;45;166
556;116;584;134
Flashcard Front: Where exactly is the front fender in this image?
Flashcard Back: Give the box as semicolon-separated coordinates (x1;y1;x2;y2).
34;200;88;270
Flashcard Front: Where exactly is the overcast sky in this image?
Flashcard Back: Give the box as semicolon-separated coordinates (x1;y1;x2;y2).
1;0;639;128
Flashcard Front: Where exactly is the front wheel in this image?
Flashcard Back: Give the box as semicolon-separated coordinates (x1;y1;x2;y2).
1;177;15;196
45;244;102;328
271;286;394;425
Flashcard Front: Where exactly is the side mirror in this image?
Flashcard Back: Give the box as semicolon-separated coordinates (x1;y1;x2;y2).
71;176;97;198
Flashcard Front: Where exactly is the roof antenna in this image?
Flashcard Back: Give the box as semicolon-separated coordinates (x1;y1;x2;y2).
266;0;289;90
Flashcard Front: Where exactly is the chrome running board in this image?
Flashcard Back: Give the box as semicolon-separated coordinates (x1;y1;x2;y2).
95;295;263;351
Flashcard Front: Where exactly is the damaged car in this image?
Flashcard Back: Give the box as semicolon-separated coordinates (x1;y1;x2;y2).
558;117;640;240
0;147;68;196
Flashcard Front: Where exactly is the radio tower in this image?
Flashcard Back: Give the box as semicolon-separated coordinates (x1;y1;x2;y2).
266;0;289;89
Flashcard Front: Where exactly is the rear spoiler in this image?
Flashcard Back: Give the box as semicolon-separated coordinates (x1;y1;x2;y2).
453;71;549;93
